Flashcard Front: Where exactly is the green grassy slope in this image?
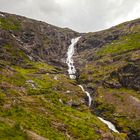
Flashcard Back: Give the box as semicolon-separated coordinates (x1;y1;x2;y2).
0;12;125;140
78;20;140;139
0;52;125;140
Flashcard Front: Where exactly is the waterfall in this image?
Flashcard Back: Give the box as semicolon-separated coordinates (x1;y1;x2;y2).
78;85;92;107
66;36;81;79
98;117;119;133
66;36;119;133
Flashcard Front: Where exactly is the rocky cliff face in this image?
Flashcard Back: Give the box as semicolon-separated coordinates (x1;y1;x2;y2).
0;11;140;140
0;11;80;68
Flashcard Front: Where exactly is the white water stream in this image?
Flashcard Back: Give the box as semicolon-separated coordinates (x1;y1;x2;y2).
78;85;92;107
66;37;81;79
98;117;119;133
66;37;119;133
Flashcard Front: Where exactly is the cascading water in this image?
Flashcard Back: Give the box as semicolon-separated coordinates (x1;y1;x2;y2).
66;36;92;107
66;37;81;79
66;36;119;133
78;85;92;107
98;117;119;133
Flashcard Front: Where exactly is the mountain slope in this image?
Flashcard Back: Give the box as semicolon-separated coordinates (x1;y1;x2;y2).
0;11;140;140
75;18;140;140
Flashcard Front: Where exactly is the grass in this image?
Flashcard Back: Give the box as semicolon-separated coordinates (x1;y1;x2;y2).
78;31;140;138
97;33;140;56
0;121;27;140
1;61;118;139
0;57;126;139
0;17;20;31
1;14;138;139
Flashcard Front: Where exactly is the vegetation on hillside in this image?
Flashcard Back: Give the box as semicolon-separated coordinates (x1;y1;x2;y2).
0;11;140;140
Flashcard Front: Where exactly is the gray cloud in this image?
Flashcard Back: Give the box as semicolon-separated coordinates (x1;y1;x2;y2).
0;0;139;32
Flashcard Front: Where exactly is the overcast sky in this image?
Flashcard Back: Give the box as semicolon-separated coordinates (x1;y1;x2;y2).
0;0;140;32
